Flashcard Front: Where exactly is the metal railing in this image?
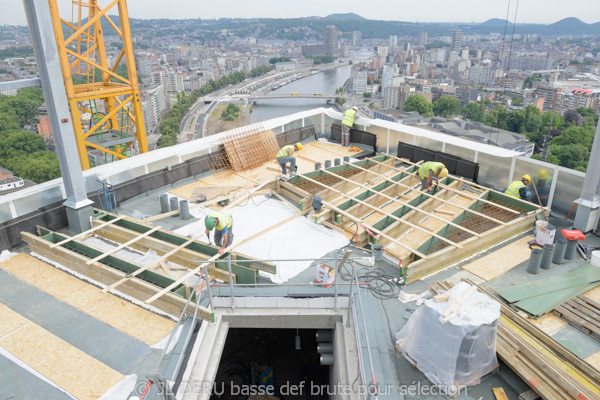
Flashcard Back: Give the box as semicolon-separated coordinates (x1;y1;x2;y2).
146;254;381;400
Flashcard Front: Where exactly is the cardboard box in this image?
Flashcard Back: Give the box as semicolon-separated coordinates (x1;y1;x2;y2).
535;226;555;245
316;263;335;285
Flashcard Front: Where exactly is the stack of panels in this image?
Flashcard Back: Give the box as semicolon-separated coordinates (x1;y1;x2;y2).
497;265;600;318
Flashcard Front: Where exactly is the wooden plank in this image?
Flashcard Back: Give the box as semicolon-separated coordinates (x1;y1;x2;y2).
384;153;540;213
90;221;233;282
319;167;482;239
21;232;214;322
86;226;161;265
363;158;510;226
101;231;207;293
145;208;312;305
462;236;533;281
492;388;509;400
50;215;125;248
0;311;124;400
299;173;462;250
321;199;427;259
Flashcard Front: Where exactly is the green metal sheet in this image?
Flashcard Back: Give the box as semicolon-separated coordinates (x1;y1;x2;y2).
497;264;600;303
512;282;599;318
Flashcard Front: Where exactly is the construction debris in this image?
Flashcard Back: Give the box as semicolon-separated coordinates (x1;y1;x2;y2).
554;295;600;340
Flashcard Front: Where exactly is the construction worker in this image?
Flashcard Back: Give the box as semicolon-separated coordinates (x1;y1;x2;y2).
505;175;532;201
418;162;449;192
276;142;303;177
205;211;234;255
341;106;359;146
533;169;551;206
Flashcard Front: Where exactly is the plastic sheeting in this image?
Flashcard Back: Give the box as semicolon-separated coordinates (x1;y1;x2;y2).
174;195;349;283
395;282;500;394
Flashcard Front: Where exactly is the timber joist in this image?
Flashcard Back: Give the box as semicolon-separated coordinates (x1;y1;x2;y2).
21;229;215;322
279;154;541;282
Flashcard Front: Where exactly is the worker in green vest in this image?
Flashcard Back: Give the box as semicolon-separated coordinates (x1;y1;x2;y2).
276;142;303;177
341;106;359;146
205;211;234;255
505;175;532;201
418;162;449;192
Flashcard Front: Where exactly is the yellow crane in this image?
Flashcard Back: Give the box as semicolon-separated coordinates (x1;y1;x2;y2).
46;0;148;170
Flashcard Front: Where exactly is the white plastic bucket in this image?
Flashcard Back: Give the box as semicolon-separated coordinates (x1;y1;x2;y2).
535;220;548;235
592;251;600;267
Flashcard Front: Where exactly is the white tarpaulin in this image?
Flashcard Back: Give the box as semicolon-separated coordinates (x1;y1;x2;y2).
174;195;349;283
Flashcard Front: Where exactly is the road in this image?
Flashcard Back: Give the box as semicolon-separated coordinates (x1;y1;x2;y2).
176;60;352;143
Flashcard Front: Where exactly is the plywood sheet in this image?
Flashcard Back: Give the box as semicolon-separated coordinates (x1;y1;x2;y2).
0;303;29;338
527;313;567;334
583;286;600;303
585;351;600;371
0;322;123;400
1;253;87;299
168;141;361;201
1;253;175;345
62;286;175;345
462;236;533;281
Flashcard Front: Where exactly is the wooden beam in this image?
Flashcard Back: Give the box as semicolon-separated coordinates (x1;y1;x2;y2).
21;232;214;322
145;208;312;305
233;172;259;185
86;226;161;265
267;190;299;211
89;221;234;281
102;231;206;293
337;249;352;272
381;154;526;214
298;174;463;250
319;168;482;239
321;220;346;235
50;215;125;248
222;179;276;211
363;158;510;225
322;199;427;259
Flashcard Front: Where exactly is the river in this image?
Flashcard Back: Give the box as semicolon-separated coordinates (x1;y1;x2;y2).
251;48;375;121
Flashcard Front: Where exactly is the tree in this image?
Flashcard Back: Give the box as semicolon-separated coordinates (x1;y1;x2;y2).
433;96;460;118
563;109;583;126
550;144;589;170
404;94;433;117
461;103;484;122
363;92;372;98
550;126;594;148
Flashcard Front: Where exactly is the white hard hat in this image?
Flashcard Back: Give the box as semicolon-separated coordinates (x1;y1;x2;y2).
352;106;358;111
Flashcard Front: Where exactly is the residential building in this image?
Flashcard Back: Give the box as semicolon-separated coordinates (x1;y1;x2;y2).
451;30;462;53
324;25;338;56
418;32;428;46
351;68;368;94
352;31;362;47
302;44;325;56
456;87;478;108
373;109;424;124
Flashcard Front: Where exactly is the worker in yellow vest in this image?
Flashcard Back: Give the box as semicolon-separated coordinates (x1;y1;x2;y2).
341;106;359;146
276;142;303;177
418;162;449;192
205;211;234;255
505;175;532;201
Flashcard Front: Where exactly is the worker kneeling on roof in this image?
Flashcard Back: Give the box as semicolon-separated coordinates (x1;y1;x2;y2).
276;142;303;177
505;175;532;201
418;162;448;192
205;211;234;255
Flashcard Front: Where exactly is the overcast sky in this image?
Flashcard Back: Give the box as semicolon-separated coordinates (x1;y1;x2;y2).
2;0;599;26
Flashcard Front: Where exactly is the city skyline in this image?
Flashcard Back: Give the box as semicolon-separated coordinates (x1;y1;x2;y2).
1;0;599;26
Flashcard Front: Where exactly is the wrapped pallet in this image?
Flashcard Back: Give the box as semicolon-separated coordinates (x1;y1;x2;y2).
395;282;501;395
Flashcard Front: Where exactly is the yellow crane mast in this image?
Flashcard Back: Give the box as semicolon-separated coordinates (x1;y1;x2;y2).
48;0;148;170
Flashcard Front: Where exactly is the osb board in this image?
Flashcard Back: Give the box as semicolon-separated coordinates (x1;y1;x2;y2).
585;351;600;371
526;313;567;335
462;236;533;281
583;286;600;303
384;191;473;261
0;322;123;400
168;141;351;201
0;253;175;345
0;303;29;338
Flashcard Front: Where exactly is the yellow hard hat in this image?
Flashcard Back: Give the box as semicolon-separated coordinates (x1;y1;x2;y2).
295;142;303;151
439;168;449;178
521;174;532;183
539;169;548;179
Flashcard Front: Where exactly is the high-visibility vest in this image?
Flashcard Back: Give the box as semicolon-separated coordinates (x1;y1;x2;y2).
418;162;445;180
342;109;356;127
207;211;232;231
276;145;294;159
505;181;526;198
